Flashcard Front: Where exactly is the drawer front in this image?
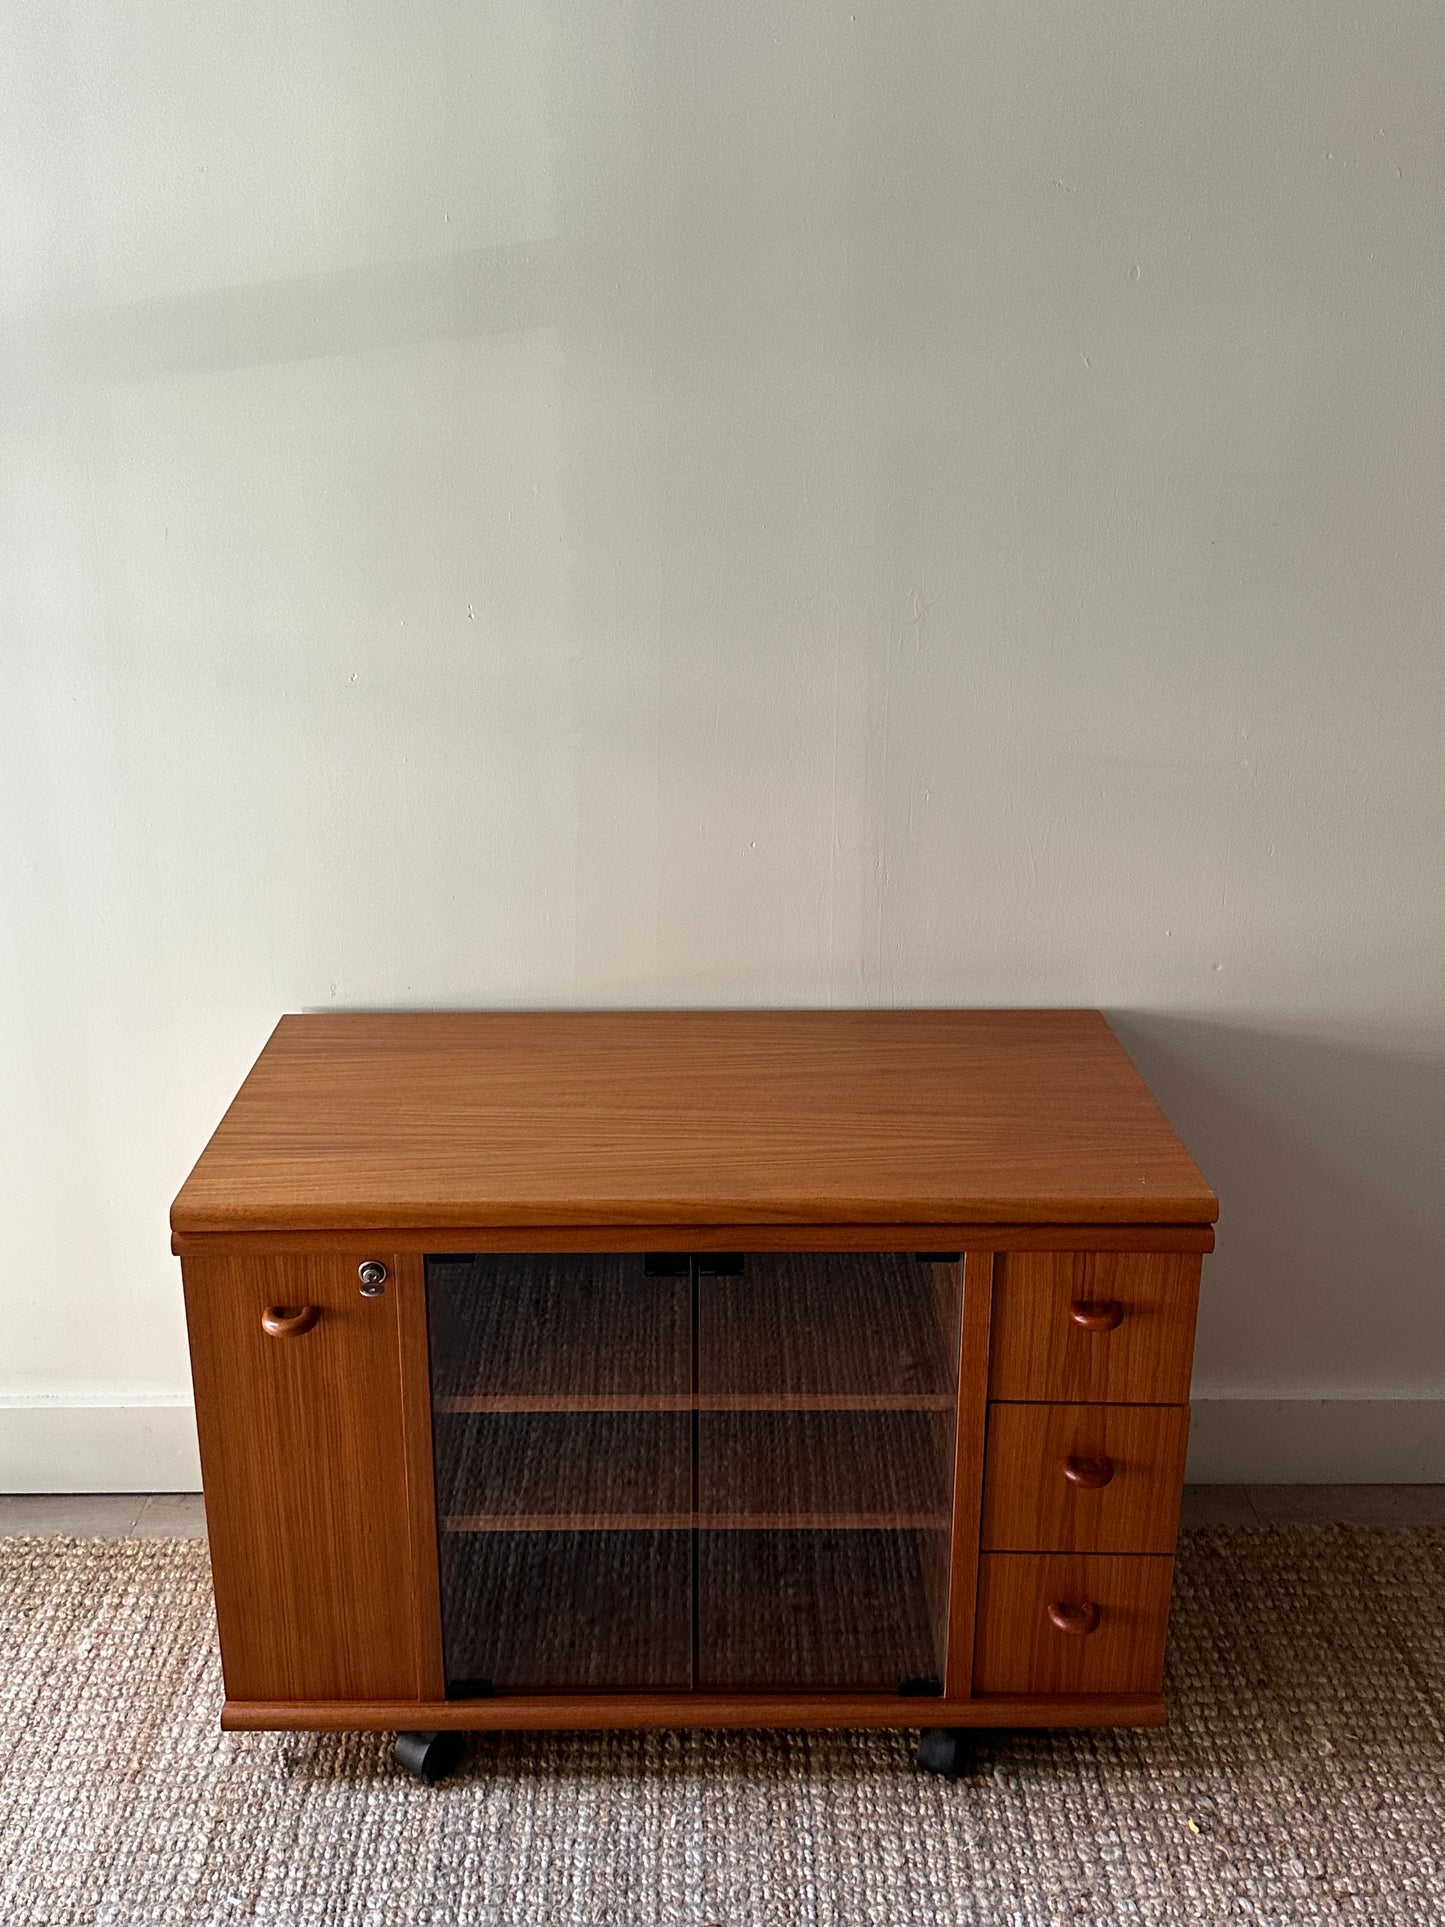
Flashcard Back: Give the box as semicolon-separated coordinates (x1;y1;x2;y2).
981;1402;1190;1554
988;1252;1201;1403
973;1552;1175;1697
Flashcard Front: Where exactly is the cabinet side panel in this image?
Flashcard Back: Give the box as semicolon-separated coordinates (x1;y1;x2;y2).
181;1252;419;1703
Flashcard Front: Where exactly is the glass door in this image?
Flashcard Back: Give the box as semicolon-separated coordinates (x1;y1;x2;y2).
427;1250;962;1696
426;1253;692;1692
695;1252;962;1691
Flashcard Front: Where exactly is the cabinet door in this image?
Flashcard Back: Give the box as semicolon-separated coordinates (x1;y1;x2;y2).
695;1251;963;1691
426;1252;693;1692
424;1249;963;1696
182;1251;420;1703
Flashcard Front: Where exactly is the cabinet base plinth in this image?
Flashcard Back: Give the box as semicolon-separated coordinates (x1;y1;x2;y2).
223;1693;1167;1734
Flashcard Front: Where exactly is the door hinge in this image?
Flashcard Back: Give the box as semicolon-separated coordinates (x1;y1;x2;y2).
445;1677;495;1700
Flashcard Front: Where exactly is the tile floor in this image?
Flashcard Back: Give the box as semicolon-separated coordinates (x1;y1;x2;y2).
1;1488;1443;1537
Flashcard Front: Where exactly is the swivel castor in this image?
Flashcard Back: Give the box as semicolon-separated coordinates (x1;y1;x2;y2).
393;1729;467;1782
916;1727;971;1777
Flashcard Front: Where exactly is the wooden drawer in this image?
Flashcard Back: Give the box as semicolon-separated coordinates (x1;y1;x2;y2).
981;1402;1190;1554
973;1552;1175;1697
988;1252;1200;1403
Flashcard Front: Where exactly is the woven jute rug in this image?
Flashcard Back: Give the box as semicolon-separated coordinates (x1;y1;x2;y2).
2;1526;1442;1925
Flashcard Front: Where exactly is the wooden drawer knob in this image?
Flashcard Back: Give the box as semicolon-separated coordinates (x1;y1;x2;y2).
261;1305;320;1339
1069;1298;1124;1333
1063;1454;1115;1489
1047;1600;1101;1636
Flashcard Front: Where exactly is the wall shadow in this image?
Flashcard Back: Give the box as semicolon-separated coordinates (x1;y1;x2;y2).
1;240;561;397
1107;1013;1445;1398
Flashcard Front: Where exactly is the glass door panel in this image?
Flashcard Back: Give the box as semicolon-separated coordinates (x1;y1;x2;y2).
696;1530;941;1690
695;1253;962;1691
427;1253;692;1693
428;1250;962;1697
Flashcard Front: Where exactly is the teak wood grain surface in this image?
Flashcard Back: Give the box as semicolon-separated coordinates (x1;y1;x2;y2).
172;1008;1215;1739
980;1402;1191;1554
181;1251;420;1704
988;1252;1203;1403
170;1009;1217;1234
973;1553;1177;1696
221;1691;1168;1734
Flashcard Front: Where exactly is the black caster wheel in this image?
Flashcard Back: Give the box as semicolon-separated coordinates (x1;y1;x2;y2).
916;1727;971;1777
393;1729;467;1782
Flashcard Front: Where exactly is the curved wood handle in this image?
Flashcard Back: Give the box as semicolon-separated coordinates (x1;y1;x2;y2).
1048;1600;1101;1636
1069;1298;1124;1333
261;1304;320;1339
1063;1454;1115;1489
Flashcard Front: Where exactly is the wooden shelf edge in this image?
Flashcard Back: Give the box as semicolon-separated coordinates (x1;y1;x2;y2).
441;1512;953;1533
221;1692;1169;1733
173;1222;1216;1258
436;1393;957;1414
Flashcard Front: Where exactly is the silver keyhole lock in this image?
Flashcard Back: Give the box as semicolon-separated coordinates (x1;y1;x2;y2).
358;1261;388;1296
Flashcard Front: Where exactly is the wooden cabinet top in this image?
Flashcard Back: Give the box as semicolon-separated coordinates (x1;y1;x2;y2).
171;1009;1215;1235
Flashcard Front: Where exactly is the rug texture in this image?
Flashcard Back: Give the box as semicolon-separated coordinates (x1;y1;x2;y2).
2;1525;1442;1925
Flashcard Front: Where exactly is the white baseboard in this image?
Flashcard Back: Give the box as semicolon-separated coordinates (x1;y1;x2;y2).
0;1398;201;1493
1187;1397;1445;1483
1;1393;1441;1493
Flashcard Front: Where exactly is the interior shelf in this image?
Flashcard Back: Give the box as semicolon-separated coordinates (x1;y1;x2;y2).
438;1527;946;1693
427;1253;690;1406
438;1391;955;1414
435;1409;954;1533
441;1511;949;1531
697;1529;944;1690
431;1251;959;1415
439;1529;692;1693
697;1409;953;1528
433;1411;690;1530
699;1252;959;1402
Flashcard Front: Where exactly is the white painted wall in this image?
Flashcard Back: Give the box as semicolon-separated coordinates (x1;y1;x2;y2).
3;1;1443;1488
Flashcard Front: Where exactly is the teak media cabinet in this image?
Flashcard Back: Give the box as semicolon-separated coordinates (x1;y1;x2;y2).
172;1009;1216;1780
